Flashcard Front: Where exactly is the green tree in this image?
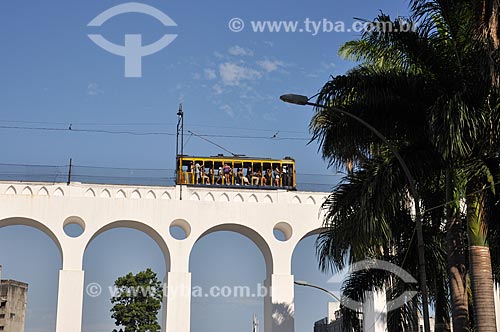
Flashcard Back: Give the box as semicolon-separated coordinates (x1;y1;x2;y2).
110;268;163;332
311;1;500;330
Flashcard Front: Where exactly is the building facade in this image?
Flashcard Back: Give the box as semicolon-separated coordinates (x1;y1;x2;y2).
0;266;28;332
313;301;437;332
314;302;348;332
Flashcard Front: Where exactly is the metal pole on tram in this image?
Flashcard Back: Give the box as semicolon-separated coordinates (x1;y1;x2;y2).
177;103;184;200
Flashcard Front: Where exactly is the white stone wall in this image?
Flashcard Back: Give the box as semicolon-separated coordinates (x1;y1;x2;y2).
0;181;331;332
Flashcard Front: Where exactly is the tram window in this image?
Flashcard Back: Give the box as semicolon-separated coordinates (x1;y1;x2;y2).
204;161;213;169
234;162;243;172
282;163;292;187
243;162;252;173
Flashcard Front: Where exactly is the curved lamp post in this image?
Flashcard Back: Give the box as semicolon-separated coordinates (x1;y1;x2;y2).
281;94;430;332
294;280;341;302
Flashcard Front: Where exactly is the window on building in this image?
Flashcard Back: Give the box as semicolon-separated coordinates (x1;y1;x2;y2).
0;326;4;330
9;313;14;319
0;314;4;319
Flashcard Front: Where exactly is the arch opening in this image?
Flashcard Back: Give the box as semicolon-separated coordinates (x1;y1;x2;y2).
84;220;171;271
291;228;339;332
0;217;63;261
189;226;269;332
0;222;63;331
193;223;273;274
82;221;170;332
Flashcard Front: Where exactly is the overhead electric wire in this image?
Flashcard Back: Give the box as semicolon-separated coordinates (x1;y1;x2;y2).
0;119;306;134
0;124;309;140
187;130;239;156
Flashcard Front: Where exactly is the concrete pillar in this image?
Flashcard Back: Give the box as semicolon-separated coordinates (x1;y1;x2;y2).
165;271;191;332
55;270;85;332
264;274;295;332
363;290;387;332
162;276;168;332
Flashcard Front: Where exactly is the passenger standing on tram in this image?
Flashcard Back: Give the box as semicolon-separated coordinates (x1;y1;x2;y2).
246;166;252;185
209;167;215;184
274;167;281;187
223;163;231;185
189;161;195;184
195;162;201;184
282;165;289;186
201;165;210;184
216;166;223;185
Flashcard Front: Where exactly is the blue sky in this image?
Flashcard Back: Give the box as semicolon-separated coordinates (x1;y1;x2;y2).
0;0;409;331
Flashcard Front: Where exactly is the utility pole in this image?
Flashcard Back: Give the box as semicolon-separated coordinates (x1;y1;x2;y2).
67;158;72;186
176;104;184;200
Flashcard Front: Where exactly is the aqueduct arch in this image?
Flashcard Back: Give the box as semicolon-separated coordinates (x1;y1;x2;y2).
0;217;63;263
0;181;329;332
84;219;172;271
192;223;274;273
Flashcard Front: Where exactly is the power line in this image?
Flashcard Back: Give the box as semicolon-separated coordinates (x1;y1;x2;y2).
0;162;340;178
0;124;309;140
187;130;239;156
0;119;307;134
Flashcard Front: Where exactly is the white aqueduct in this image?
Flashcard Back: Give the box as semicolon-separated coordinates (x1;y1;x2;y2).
0;180;406;332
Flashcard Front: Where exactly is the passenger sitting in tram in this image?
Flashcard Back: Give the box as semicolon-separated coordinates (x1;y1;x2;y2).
242;172;249;185
235;168;244;185
252;169;261;186
201;166;210;184
263;169;272;186
246;166;252;183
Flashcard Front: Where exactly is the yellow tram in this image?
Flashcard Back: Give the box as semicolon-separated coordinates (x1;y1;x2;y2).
176;155;296;189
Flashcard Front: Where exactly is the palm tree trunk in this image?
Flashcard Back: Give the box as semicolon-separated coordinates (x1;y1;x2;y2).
480;0;500;48
469;246;497;332
434;277;452;332
467;189;497;332
446;170;470;331
447;216;469;331
478;0;500;86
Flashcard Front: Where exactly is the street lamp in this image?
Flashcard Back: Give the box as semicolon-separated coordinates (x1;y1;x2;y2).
294;280;341;302
281;94;431;332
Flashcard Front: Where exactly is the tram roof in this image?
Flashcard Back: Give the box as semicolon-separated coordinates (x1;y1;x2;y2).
178;155;295;162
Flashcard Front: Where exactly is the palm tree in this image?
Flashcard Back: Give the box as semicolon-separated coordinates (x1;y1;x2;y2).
311;1;500;330
311;28;468;332
315;148;451;330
